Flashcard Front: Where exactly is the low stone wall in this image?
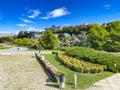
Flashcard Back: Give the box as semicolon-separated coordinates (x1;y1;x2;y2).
35;53;58;80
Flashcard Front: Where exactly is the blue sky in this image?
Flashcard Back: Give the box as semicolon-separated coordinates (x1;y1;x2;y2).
0;0;120;32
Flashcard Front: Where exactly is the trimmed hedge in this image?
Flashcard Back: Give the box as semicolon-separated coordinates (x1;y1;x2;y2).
57;52;107;73
64;47;120;72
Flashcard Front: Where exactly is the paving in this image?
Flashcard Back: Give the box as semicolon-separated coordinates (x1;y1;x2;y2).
0;46;52;55
0;47;58;90
86;73;120;90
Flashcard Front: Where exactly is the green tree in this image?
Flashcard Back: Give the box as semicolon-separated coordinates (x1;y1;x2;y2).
0;36;14;43
87;24;109;50
108;21;120;42
107;21;120;32
61;37;70;47
12;38;23;46
39;30;59;49
22;38;30;46
103;40;120;52
58;34;65;41
28;39;39;49
77;31;88;46
103;21;120;52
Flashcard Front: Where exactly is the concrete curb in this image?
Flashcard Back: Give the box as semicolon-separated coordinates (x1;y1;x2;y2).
35;53;58;81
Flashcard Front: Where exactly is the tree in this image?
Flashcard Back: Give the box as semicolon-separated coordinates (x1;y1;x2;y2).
12;38;23;46
103;21;120;52
107;21;120;42
77;31;88;46
107;21;120;32
87;24;109;50
58;34;65;41
103;40;120;52
22;38;30;46
28;39;39;49
0;36;14;43
17;31;24;38
39;30;59;49
16;31;41;38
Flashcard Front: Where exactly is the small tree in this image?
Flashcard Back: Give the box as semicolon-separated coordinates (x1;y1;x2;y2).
12;38;23;46
87;24;109;50
28;39;39;49
39;30;59;49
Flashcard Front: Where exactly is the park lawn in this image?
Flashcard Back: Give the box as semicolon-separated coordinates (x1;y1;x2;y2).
43;54;114;90
0;46;6;49
0;46;11;49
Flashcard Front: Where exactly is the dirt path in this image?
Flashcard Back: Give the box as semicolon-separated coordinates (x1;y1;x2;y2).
0;54;59;90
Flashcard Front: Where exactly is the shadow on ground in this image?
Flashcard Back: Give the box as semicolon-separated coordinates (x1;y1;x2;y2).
46;83;59;88
35;55;59;89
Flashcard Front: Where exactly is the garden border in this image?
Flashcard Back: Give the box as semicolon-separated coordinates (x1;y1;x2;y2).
35;53;59;82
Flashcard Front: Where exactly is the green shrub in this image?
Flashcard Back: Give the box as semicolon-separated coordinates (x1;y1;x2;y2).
64;47;120;72
52;51;58;54
57;52;106;73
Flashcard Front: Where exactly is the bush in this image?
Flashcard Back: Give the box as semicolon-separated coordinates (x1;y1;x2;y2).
64;47;120;72
57;52;106;73
52;51;58;54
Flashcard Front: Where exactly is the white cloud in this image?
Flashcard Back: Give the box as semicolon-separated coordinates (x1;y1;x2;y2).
20;18;34;23
104;4;111;9
28;9;40;18
104;5;111;7
16;24;27;27
41;7;71;19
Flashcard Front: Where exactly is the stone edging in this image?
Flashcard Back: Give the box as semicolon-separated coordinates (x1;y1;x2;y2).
35;53;59;81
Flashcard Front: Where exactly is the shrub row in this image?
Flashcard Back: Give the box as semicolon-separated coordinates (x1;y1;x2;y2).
57;52;107;73
64;47;120;72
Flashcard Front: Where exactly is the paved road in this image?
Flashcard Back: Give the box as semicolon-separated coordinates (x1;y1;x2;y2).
87;73;120;90
0;47;58;90
0;46;52;55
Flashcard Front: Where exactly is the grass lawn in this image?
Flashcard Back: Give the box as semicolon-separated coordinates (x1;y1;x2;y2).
0;46;11;49
43;54;114;90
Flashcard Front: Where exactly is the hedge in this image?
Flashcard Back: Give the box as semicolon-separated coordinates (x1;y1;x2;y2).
57;52;107;73
64;47;120;72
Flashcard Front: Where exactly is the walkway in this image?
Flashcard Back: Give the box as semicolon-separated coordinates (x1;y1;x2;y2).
87;73;120;90
0;46;52;55
0;47;58;90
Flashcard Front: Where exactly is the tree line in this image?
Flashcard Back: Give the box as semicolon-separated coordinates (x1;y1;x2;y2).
88;21;120;52
0;20;120;52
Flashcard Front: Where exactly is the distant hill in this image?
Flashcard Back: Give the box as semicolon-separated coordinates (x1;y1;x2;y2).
0;32;17;37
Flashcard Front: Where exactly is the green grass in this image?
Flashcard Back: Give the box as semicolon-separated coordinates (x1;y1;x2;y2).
43;54;114;90
0;46;11;49
0;46;5;49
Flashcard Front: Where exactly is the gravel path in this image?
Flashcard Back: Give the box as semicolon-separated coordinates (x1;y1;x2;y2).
0;54;59;90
